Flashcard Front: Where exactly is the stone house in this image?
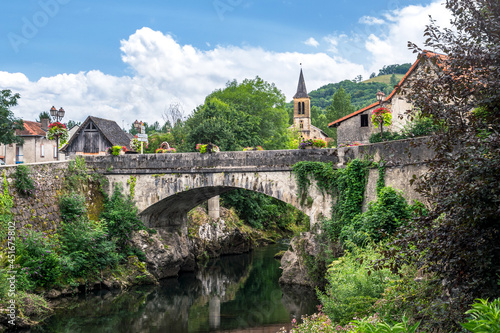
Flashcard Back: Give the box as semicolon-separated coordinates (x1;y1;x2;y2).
0;118;61;165
62;116;132;156
289;69;329;141
328;51;447;145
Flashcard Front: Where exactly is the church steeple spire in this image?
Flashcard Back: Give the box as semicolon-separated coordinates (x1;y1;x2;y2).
294;68;309;99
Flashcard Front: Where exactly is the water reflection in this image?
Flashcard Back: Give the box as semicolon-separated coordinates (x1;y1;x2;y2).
31;245;318;333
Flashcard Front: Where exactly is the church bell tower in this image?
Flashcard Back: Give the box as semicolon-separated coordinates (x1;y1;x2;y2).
293;69;311;140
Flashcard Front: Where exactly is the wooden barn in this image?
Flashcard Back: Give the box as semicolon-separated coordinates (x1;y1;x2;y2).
62;116;132;156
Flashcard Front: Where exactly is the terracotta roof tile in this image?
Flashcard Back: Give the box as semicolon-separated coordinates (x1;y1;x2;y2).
16;120;46;136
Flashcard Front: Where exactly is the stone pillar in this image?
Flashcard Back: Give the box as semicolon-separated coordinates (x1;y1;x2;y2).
208;195;220;220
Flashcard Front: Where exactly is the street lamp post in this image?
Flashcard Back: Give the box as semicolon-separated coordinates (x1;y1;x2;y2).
376;91;386;141
50;106;65;160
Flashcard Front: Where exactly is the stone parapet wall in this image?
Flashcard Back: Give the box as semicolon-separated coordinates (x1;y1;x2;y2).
84;148;340;175
0;161;69;231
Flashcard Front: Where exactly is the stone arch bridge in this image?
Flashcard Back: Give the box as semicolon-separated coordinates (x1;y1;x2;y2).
84;139;431;233
85;149;338;232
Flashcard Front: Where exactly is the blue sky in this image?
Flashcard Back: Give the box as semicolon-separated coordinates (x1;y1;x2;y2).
1;0;449;125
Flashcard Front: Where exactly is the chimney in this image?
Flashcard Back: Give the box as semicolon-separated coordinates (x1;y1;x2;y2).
41;118;50;131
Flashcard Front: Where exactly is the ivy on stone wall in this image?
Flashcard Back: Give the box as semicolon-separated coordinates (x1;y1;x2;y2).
127;176;137;199
292;159;372;240
376;161;386;195
13;165;36;197
0;171;13;240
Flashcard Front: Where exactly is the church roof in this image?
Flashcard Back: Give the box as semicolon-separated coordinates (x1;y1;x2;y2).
293;69;309;99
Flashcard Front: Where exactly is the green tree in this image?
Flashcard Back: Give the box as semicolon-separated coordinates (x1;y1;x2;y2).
36;111;51;122
0;90;23;145
325;87;355;144
204;77;291;150
66;120;81;130
390;74;398;86
184;97;260;151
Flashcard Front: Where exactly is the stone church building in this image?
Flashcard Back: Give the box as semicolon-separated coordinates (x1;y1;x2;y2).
290;69;329;141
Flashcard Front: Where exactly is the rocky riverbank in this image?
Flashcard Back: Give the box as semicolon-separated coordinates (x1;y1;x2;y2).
0;206;279;331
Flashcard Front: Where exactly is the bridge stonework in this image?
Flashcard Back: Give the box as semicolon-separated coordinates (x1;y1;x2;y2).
85;138;433;232
86;149;338;231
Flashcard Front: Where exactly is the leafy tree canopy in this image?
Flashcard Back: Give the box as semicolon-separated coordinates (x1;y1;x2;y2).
183;97;260;151
0;90;23;145
184;77;292;151
378;63;412;76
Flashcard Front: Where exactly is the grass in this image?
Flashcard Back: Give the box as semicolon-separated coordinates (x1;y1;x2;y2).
363;74;405;85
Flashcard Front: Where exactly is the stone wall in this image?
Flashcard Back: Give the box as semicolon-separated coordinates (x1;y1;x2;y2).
0;161;69;231
338;137;433;209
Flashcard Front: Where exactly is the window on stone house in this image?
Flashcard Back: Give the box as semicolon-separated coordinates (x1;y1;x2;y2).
299;120;304;129
361;114;369;127
298;102;302;114
302;102;305;114
40;144;44;157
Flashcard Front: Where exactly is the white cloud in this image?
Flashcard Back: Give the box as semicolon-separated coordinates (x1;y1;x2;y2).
3;27;366;127
364;1;452;74
1;1;453;127
359;16;385;25
304;37;319;47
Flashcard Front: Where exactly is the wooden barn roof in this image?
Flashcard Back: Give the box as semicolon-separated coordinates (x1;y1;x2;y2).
62;116;131;151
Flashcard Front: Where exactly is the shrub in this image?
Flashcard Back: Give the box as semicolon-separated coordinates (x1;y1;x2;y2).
16;230;61;290
59;217;120;277
318;246;397;325
401;113;440;138
341;187;411;247
13;165;36;196
65;156;91;190
59;192;87;223
461;298;500;333
100;184;146;255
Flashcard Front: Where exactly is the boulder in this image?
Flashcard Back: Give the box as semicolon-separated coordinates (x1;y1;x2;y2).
279;233;318;287
130;229;192;279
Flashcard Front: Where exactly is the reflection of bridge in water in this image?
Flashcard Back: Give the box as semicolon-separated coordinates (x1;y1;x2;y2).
40;246;318;332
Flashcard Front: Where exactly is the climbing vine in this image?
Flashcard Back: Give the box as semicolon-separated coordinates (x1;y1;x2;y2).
292;159;373;240
0;171;13;240
292;161;336;205
127;176;137;199
376;161;386;195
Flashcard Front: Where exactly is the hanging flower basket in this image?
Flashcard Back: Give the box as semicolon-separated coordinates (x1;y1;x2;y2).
371;107;392;127
46;122;69;147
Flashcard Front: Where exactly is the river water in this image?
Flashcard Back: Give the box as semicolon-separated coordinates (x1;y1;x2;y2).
31;245;318;333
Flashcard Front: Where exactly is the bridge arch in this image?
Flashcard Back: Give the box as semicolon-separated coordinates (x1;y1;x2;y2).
105;170;332;231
